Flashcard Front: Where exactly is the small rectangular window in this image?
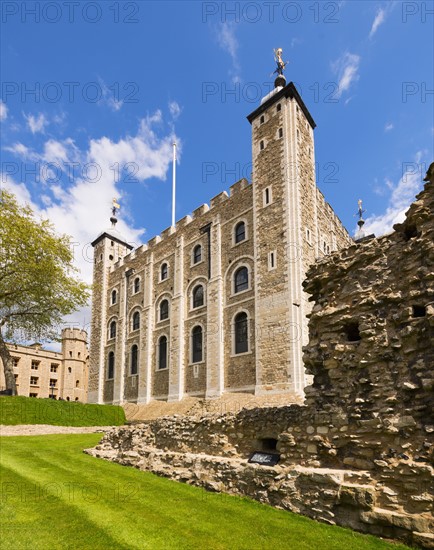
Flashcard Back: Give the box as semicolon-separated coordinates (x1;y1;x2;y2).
306;228;312;244
263;187;271;206
31;361;39;370
260;140;264;151
278;128;283;138
49;379;57;388
50;364;58;373
268;251;276;270
30;377;39;386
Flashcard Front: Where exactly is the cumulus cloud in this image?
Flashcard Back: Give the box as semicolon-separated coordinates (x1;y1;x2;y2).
24;112;48;134
384;122;394;132
216;22;241;84
332;52;361;99
0;100;8;121
363;152;427;236
98;78;124;112
2;112;179;338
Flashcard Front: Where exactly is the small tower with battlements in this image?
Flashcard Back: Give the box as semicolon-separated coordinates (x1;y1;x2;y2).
88;200;133;404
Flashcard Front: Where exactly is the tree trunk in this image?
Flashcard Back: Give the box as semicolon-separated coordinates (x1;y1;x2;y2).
0;333;17;395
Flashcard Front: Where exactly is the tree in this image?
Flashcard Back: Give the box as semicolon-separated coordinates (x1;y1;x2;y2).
0;190;90;395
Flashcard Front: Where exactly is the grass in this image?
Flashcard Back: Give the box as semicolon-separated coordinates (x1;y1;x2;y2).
0;396;125;426
0;434;412;550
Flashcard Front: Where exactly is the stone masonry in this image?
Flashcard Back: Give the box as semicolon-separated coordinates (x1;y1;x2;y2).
87;173;434;548
88;80;351;406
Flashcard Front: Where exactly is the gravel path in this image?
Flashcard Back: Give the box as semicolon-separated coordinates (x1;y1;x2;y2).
0;425;113;436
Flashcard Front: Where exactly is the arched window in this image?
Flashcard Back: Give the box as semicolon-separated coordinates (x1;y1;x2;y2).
158;336;167;370
76;380;80;388
160;299;169;321
132;311;140;331
234;267;249;293
107;351;115;379
192;285;204;309
235;221;246;243
134;277;140;293
111;289;117;305
161;263;168;280
109;320;116;339
234;312;248;354
193;245;202;264
130;344;138;375
192;326;203;363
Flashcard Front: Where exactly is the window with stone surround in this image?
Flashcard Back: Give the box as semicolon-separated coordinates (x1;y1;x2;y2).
133;277;140;294
158;336;168;370
50;379;57;387
268;251;276;270
30;376;39;386
50;364;58;373
107;352;115;379
160;299;169;321
193;244;202;265
160;263;168;281
235;221;246;243
29;393;38;398
278;128;283;138
12;357;19;368
263;187;272;206
191;326;203;363
234;312;248;354
109;320;117;339
130;344;138;375
260;140;264;151
192;285;204;309
111;289;117;305
132;311;140;331
276;103;281;112
260;115;265;124
234;267;249;293
31;360;39;370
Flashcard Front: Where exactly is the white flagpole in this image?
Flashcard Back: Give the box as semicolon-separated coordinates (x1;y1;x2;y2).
171;142;177;228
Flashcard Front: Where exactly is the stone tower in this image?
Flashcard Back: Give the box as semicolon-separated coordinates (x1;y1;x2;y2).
60;328;88;401
247;70;336;397
88;216;133;404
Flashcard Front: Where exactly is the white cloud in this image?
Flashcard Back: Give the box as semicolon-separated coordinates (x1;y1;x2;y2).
0;100;8;121
98;78;124;112
369;8;386;38
2;111;179;341
384;122;394;132
24;112;48;134
363;152;427;236
332;52;361;98
169;101;182;120
216;22;241;84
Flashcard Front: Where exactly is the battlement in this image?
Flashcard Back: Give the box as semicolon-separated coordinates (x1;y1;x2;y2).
61;327;88;342
230;178;249;196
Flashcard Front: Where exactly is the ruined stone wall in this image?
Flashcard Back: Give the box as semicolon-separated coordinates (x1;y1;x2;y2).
89;177;434;548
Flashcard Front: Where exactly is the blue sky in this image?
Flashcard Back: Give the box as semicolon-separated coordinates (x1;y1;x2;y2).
1;0;433;336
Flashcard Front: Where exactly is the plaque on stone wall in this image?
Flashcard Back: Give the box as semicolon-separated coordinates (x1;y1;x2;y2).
248;452;280;466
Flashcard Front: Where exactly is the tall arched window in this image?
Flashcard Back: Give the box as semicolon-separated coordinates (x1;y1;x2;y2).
158;336;167;370
107;351;115;379
235;221;246;243
134;277;140;293
192;285;204;308
192;326;203;363
160;299;169;321
234;312;248;354
161;263;168;280
132;311;140;331
109;320;116;339
193;244;202;264
234;267;249;293
111;289;117;305
130;344;138;375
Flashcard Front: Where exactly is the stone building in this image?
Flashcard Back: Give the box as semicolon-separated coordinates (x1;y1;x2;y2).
0;328;89;402
88;75;352;406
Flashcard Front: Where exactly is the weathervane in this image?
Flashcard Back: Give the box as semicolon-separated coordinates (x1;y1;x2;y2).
354;199;366;240
273;48;288;76
272;48;288;88
110;198;120;227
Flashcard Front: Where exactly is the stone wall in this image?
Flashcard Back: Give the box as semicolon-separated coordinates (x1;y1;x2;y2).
88;174;434;548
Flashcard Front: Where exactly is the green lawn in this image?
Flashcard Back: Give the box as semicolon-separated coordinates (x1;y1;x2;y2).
0;396;125;426
0;435;411;550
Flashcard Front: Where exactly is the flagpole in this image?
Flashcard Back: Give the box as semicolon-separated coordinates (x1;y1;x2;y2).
171;142;176;228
